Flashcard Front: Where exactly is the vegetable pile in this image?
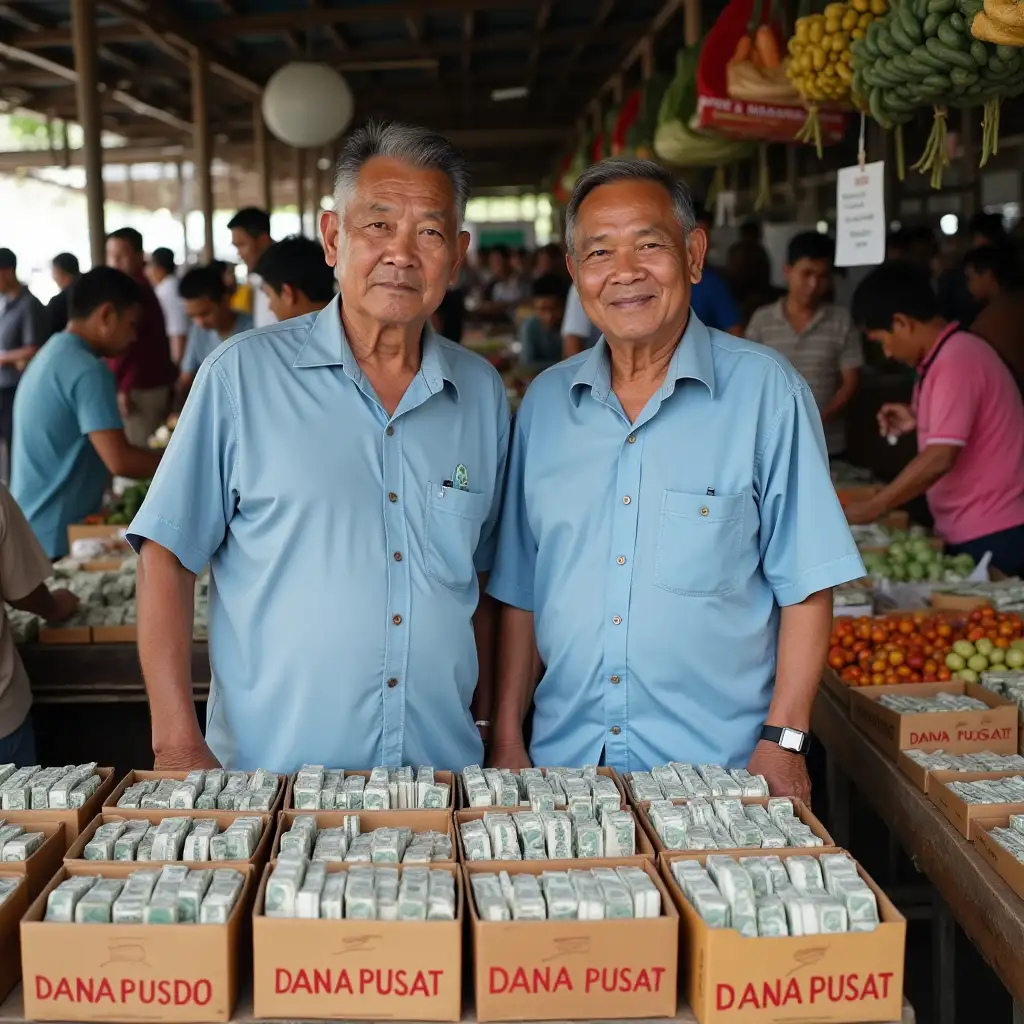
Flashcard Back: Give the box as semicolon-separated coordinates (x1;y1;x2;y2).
861;533;976;581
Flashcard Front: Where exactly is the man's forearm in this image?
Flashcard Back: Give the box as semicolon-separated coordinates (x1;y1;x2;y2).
821;381;858;423
10;583;59;620
137;541;202;753
870;445;958;515
0;345;37;366
471;577;498;724
493;605;541;743
768;589;834;732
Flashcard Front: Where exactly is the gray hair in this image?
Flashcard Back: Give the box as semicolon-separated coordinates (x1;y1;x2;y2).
334;120;471;225
564;158;696;257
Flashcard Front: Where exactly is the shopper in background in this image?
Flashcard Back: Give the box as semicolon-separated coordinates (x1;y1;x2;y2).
965;244;1024;392
145;247;189;365
105;228;176;445
175;265;253;400
724;238;780;330
0;248;45;484
847;261;1024;575
689;203;743;335
0;483;80;765
129;121;508;775
482;245;529;313
745;232;863;458
938;212;1008;325
488;159;863;799
227;207;277;329
561;282;602;358
253;235;336;322
517;273;565;375
44;253;80;340
11;268;162;559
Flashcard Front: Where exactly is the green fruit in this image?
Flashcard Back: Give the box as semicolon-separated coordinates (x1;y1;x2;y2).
960;668;980;684
1006;647;1024;668
1011;639;1024;651
989;648;1006;665
953;640;976;659
968;654;990;672
946;652;967;671
975;638;994;657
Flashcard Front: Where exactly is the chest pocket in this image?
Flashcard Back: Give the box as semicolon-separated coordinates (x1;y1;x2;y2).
654;490;746;597
425;481;490;591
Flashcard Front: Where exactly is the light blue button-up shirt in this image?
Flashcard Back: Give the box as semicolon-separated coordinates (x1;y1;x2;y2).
128;298;510;774
180;312;253;375
488;313;864;773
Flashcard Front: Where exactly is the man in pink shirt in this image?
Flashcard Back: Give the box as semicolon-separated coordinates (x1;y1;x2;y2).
845;261;1024;575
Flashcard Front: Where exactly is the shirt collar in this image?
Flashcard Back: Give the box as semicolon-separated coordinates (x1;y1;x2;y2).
293;295;459;399
569;311;717;405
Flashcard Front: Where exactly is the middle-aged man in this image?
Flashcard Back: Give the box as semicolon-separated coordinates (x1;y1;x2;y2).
145;247;190;366
487;160;863;800
964;244;1024;393
846;261;1024;575
745;231;864;459
44;252;80;340
227;207;277;329
253;235;336;322
127;121;509;775
105;228;177;445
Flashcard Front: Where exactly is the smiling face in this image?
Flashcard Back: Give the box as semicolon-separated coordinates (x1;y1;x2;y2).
569;178;705;346
321;155;469;329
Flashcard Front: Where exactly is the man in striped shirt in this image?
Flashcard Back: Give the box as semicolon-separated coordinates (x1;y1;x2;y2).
745;232;863;457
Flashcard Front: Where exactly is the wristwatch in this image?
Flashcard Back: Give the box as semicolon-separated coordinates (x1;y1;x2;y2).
760;725;811;756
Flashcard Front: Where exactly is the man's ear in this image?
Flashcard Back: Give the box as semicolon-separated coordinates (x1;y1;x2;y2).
686;227;708;285
320;210;339;268
450;230;471;287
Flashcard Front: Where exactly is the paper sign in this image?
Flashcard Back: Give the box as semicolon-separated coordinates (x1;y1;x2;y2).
835;161;886;268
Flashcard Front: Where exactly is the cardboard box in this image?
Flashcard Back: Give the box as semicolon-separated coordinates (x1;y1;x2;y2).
0;820;65;900
661;849;906;1024
104;770;285;817
465;858;678;1021
0;873;28;1004
893;750;1024;794
820;667;852;708
5;768;116;844
21;862;253;1022
66;523;129;547
459;767;626;812
272;810;455;863
634;797;832;857
91;625;138;644
927;769;1024;838
849;681;1018;760
285;769;456;810
972;813;1024;899
38;625;93;644
65;812;274;868
252;862;462;1021
456;807;654;866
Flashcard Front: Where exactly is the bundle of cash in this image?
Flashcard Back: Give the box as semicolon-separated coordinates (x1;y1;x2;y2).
470;866;661;922
986;816;1024;862
0;877;19;907
904;749;1024;772
945;776;1024;804
877;693;989;713
116;770;278;811
627;763;769;802
649;797;821;851
460;765;620;813
0;763;101;811
279;815;452;863
670;852;879;936
981;671;1024;715
265;862;456;920
293;765;449;810
0;821;39;859
83;816;263;862
460;807;634;861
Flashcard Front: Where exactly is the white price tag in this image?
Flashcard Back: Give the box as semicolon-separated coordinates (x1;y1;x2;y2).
835;160;886;268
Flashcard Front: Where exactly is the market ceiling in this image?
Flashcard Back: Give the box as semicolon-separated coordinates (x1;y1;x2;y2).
0;0;689;190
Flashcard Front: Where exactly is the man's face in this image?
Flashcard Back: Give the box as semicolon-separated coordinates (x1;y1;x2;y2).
185;296;226;332
785;257;831;307
866;315;918;365
570;178;705;345
321;156;468;329
534;295;563;331
231;228;266;272
0;268;16;292
263;282;300;322
95;304;140;356
965;265;997;303
106;238;140;275
488;250;507;278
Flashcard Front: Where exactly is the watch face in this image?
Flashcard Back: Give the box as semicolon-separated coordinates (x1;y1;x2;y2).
779;728;804;752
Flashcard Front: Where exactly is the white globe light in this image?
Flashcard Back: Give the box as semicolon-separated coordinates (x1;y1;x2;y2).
262;62;354;148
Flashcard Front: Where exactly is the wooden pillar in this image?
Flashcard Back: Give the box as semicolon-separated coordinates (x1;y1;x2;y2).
70;0;105;266
253;100;272;214
295;147;307;236
175;161;189;262
683;0;702;47
191;49;214;262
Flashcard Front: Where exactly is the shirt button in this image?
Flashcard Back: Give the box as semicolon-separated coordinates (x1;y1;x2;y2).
701;506;709;517
612;615;622;625
610;675;621;684
387;677;399;688
388;492;398;503
386;426;394;437
616;556;626;565
627;434;637;444
610;726;621;735
622;495;631;505
394;551;403;562
392;614;402;625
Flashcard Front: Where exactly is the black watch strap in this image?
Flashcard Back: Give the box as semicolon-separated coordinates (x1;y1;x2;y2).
760;725;811;755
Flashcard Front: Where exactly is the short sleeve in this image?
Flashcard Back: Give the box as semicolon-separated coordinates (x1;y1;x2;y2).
180;326;203;375
838;315;865;370
756;385;865;605
0;485;52;602
561;286;594;339
919;359;974;447
486;415;537;610
71;363;123;436
164;291;190;338
473;402;512;574
126;359;238;574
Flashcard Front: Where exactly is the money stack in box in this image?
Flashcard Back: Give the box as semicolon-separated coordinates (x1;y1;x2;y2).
0;762;115;843
0;874;28;1004
290;765;453;810
109;768;281;814
460;763;625;810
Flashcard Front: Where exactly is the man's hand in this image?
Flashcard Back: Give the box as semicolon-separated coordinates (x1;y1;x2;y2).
45;589;79;623
154;741;221;772
117;391;133;420
845;498;885;525
877;403;916;438
747;740;811;805
489;739;532;770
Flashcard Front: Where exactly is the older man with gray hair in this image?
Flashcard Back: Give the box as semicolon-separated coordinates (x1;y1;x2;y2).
488;159;863;802
127;120;509;774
